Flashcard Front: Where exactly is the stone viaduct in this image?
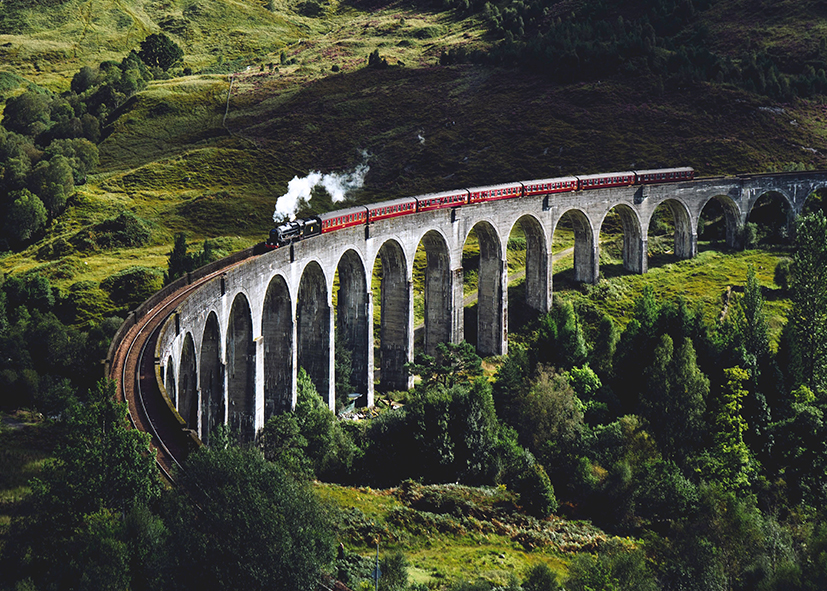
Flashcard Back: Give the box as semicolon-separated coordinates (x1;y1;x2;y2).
153;171;827;443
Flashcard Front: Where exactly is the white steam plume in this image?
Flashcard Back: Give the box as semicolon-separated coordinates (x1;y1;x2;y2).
274;160;369;222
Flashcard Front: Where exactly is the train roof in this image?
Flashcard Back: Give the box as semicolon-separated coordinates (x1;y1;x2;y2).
366;196;419;210
318;205;369;222
520;176;579;185
468;181;523;193
414;189;468;200
576;170;636;181
633;167;695;175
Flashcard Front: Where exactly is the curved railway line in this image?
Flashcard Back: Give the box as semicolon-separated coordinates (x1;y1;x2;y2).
108;260;249;481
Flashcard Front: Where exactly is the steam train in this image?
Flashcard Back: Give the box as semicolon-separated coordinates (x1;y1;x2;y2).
265;167;694;249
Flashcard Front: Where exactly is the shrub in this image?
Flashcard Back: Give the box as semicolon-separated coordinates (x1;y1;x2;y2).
138;33;183;71
70;210;152;252
517;463;558;518
774;258;791;291
3;190;47;245
742;221;759;249
100;266;164;309
522;563;561;591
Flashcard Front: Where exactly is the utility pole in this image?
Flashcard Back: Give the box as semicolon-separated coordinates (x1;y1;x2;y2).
374;538;380;591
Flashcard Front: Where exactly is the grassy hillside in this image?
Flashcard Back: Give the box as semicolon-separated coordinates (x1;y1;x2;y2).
1;0;826;290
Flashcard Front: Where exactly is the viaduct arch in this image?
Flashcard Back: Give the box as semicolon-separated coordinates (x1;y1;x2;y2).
151;171;827;442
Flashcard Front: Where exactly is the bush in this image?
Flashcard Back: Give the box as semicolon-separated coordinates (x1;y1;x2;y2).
522;563;561;591
70;210;152;252
774;258;791;290
137;33;183;71
3;189;47;245
517;463;558;518
100;266;164;309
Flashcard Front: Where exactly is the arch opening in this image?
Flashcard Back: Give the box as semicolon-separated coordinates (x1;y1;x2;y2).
165;357;176;406
552;209;597;287
297;261;331;403
227;294;255;443
200;312;222;444
334;250;369;410
803;187;827;218
372;240;411;392
647;199;693;268
747;191;793;247
462;222;506;357
506;216;549;330
698;195;740;250
263;275;293;419
178;333;198;432
413;231;452;357
597;205;643;277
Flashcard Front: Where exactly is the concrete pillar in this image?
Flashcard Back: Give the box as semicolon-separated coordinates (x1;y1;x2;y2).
290;307;298;410
674;228;696;259
196;388;202;441
451;267;464;344
574;242;599;284
254;335;264;433
220;361;227;427
571;212;599;284
524;224;550;313
406;278;415;388
327;300;335;412
637;237;649;274
365;289;374;408
477;230;507;357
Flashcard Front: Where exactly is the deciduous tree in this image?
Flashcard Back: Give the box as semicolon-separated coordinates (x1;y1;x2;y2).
163;436;335;591
138;33;184;71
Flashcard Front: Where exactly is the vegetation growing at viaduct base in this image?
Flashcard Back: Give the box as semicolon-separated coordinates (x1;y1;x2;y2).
6;213;827;589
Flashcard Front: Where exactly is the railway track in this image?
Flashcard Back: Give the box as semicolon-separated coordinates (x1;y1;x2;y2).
108;262;247;482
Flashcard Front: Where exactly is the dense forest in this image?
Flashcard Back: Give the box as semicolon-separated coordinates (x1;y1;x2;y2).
4;212;827;590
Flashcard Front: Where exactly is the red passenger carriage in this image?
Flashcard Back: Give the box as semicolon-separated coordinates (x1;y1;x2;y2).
468;182;523;204
367;197;418;223
576;171;636;190
634;167;695;184
521;176;579;196
414;190;469;213
319;206;369;233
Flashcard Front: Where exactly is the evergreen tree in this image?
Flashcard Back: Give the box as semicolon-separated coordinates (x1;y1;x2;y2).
641;335;708;462
165;232;189;284
788;211;827;396
698;367;755;492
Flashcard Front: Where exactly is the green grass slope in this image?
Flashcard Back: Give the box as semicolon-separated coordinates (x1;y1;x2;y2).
0;0;824;292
